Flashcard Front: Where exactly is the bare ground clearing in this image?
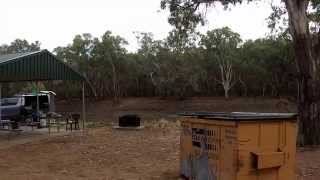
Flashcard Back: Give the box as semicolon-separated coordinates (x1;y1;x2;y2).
0;97;316;180
0;125;318;180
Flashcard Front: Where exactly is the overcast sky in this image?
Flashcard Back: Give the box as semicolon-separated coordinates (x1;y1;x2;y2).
0;0;274;52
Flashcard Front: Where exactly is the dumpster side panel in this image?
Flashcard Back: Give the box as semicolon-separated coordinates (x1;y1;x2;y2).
278;121;297;180
180;119;193;178
190;122;219;180
237;120;297;180
237;122;260;177
219;126;238;180
180;118;237;180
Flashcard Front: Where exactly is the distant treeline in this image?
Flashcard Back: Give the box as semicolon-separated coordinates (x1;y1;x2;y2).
0;27;296;100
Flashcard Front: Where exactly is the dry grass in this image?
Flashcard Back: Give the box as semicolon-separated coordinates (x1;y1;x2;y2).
144;118;181;130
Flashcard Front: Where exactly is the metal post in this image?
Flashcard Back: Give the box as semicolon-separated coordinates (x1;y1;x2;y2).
0;83;2;121
36;82;40;122
82;82;86;131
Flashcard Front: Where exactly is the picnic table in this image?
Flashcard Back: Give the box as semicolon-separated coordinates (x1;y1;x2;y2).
0;120;23;140
47;112;81;133
0;120;12;128
47;112;65;133
0;120;21;130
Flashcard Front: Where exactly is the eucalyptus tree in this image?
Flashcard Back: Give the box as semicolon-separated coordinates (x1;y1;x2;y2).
54;31;128;100
0;39;40;55
239;37;295;97
161;0;320;145
91;31;128;103
54;34;96;98
200;27;242;98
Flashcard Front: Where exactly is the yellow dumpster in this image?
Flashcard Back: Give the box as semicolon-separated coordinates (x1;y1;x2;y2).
178;112;297;180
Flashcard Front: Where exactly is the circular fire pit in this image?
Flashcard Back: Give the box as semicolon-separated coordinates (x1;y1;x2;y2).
113;114;144;130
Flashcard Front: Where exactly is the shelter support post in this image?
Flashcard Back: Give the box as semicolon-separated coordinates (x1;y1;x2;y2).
36;82;40;122
82;82;86;131
0;83;2;121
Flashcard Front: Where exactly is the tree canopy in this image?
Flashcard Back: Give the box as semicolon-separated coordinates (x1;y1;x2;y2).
0;29;295;100
161;0;320;145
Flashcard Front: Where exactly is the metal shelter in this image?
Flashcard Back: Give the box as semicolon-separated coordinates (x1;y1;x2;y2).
0;49;87;130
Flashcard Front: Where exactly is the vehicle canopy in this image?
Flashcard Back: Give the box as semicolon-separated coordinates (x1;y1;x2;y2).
14;91;56;113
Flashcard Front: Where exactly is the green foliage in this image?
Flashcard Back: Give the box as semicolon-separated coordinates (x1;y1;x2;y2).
160;0;320;41
239;37;295;96
0;29;295;99
267;3;288;35
0;39;40;55
0;39;41;97
200;27;241;65
199;27;242;97
160;0;250;37
53;31;128;98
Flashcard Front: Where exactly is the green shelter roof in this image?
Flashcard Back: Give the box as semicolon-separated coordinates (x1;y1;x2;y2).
0;49;85;82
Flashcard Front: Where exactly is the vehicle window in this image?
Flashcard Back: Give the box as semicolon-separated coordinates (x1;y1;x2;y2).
0;98;18;106
23;95;49;108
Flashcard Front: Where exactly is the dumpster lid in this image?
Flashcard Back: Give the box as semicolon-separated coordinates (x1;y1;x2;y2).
177;112;298;121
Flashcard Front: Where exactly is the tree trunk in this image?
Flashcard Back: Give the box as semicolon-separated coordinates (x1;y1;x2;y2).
239;77;247;97
262;84;265;97
110;60;120;105
224;88;229;99
285;0;320;145
219;63;234;99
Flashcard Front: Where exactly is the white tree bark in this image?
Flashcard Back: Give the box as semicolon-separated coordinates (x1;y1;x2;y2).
217;61;236;99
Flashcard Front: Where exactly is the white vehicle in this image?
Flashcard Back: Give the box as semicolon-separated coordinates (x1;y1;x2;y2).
15;91;56;114
0;91;56;122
